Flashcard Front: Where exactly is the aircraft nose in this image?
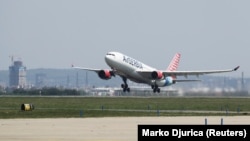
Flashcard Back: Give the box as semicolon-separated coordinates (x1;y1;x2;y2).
105;55;110;62
105;53;115;64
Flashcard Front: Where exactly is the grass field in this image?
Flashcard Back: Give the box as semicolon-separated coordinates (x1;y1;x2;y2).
0;96;249;118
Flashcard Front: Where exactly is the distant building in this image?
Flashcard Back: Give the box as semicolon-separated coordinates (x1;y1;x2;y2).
9;60;27;88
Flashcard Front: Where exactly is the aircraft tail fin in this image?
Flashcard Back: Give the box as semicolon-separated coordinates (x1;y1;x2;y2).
167;53;181;71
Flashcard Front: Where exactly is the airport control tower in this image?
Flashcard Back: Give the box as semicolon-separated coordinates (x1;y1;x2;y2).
9;58;27;88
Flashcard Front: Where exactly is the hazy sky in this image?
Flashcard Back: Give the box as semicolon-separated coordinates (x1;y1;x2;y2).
1;0;249;77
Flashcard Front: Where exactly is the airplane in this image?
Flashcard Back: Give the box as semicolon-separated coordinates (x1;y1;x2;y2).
72;51;240;93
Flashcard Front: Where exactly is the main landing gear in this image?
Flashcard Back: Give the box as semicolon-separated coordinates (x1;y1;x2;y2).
121;77;130;92
151;84;160;93
121;83;130;92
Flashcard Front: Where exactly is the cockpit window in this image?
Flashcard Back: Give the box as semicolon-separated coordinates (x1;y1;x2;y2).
106;53;115;56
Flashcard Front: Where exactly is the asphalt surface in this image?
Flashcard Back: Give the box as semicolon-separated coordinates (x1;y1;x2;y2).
0;116;250;141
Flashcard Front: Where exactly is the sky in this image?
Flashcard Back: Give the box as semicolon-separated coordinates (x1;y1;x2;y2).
0;0;249;77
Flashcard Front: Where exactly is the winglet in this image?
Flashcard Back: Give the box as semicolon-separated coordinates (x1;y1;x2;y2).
233;66;240;71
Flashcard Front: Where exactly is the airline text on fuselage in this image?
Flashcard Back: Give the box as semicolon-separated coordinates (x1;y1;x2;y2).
123;55;143;69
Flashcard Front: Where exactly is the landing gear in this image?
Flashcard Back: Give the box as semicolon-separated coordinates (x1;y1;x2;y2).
121;84;130;92
151;84;160;93
121;77;130;92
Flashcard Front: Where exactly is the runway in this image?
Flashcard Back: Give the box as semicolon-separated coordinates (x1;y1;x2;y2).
0;116;250;141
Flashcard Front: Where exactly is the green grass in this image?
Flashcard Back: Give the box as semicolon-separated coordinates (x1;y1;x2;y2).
0;96;249;118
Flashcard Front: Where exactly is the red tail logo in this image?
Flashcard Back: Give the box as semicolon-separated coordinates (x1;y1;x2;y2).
167;53;181;71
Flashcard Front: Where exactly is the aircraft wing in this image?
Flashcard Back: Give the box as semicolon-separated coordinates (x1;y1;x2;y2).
137;66;240;78
174;79;201;82
71;66;103;73
71;65;116;78
163;66;240;76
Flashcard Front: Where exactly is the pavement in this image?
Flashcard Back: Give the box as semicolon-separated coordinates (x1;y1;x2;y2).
0;116;250;141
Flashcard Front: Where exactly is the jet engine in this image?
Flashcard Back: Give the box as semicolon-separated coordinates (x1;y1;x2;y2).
151;71;164;79
155;76;174;87
98;70;114;80
163;76;174;86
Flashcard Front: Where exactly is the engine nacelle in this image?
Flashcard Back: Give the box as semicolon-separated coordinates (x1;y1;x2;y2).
151;71;164;79
164;76;174;86
155;76;174;87
98;70;113;80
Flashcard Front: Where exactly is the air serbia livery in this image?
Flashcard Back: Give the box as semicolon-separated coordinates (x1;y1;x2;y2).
72;52;240;93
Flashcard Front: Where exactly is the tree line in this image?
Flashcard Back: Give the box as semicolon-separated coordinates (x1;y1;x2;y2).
1;87;88;96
